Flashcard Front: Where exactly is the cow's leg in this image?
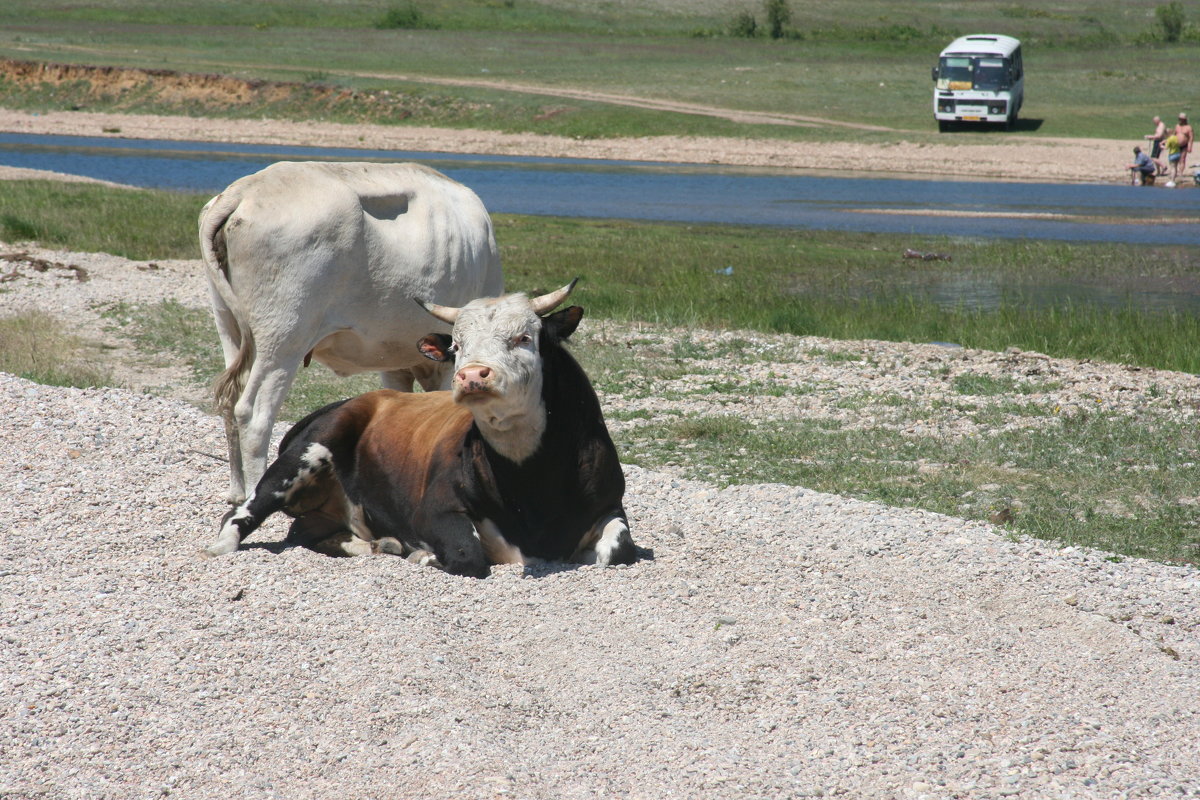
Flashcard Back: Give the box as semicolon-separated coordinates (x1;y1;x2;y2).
204;440;334;557
220;411;245;505
412;360;452;392
379;368;415;392
208;289;249;504
233;359;300;494
425;511;490;578
573;511;638;566
286;512;374;557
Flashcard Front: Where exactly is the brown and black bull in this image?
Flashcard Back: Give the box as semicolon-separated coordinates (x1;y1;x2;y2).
203;280;641;577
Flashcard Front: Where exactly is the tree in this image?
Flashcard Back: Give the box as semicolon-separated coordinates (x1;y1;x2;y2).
1156;1;1185;43
765;0;791;39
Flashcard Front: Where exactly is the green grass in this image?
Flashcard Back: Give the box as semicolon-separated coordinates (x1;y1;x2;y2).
0;181;202;260
0;1;1198;140
570;331;1200;564
2;179;1198;373
622;409;1200;564
0;0;1189;41
496;215;1200;374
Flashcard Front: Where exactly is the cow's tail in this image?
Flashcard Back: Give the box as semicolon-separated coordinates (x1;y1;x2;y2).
198;190;255;415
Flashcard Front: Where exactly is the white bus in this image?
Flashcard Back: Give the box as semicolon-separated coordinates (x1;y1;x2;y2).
931;34;1024;131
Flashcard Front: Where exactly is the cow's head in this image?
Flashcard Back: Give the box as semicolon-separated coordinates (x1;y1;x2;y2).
416;279;582;462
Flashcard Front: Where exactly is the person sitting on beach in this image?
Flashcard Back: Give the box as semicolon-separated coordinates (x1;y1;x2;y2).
1145;115;1168;175
1128;146;1157;184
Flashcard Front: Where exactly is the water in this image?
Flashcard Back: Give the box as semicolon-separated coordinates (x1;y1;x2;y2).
3;131;1199;314
3;131;1198;245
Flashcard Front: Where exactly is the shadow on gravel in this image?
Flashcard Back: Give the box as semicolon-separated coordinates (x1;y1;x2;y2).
234;541;657;577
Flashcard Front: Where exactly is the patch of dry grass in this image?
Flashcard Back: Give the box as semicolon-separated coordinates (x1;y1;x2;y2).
0;310;112;387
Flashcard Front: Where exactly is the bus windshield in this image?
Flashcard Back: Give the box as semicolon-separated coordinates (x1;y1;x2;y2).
937;56;1011;91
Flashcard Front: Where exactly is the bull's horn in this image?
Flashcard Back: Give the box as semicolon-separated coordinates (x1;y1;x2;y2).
416;297;460;325
530;278;579;316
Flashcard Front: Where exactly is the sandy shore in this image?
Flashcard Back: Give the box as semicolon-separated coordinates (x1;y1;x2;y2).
0;107;1149;185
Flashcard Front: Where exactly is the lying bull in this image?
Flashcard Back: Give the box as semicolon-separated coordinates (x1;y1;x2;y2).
204;281;640;577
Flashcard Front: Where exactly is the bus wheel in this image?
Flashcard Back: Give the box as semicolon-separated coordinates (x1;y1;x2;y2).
938;120;950;133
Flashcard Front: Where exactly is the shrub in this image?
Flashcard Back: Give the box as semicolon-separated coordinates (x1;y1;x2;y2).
376;3;437;30
729;10;757;38
1156;1;1185;42
765;0;791;39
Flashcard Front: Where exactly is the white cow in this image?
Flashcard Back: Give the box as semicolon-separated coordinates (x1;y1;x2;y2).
198;161;503;505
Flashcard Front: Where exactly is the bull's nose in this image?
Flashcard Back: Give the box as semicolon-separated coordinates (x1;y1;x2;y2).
456;365;491;384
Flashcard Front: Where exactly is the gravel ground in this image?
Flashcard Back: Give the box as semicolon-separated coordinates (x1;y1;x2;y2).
2;246;1200;799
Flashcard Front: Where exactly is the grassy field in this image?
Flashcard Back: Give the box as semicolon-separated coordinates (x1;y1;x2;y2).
0;0;1197;140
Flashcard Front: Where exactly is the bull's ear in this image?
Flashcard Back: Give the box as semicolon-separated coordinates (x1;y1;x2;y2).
544;305;584;340
417;333;454;362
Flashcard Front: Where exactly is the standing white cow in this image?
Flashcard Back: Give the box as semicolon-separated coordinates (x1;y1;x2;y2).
199;161;503;505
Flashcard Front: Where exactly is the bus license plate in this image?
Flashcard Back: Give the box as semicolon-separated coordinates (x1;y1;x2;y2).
962;115;981;121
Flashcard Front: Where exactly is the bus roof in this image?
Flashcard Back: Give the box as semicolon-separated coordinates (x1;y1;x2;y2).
939;34;1021;58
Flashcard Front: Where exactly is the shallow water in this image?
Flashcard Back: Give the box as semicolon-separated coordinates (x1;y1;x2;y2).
3;131;1198;243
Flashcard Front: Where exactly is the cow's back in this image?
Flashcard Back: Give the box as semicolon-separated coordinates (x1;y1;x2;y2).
220;162;501;312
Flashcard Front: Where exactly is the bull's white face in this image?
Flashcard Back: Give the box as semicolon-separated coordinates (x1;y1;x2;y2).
423;293;547;463
450;294;545;408
419;280;579;463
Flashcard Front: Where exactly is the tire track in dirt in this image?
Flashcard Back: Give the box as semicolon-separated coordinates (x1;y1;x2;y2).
342;69;899;132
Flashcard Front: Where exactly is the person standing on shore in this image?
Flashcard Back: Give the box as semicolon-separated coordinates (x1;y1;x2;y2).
1164;130;1182;182
1145;115;1168;175
1176;112;1193;174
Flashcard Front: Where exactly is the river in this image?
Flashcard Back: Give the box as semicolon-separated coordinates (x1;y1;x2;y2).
2;131;1199;246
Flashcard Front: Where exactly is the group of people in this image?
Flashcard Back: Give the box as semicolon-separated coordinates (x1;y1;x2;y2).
1130;112;1194;185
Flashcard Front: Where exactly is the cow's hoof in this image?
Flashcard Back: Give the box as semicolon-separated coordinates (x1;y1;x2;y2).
203;538;239;557
373;537;407;557
406;548;441;568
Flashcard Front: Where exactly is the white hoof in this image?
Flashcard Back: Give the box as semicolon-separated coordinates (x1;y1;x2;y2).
204;528;241;557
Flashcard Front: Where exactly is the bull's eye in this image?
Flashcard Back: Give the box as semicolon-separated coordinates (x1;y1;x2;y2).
511;333;534;349
448;341;460;354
